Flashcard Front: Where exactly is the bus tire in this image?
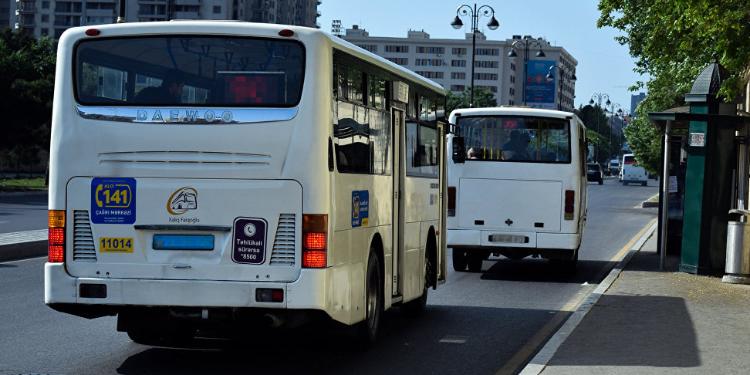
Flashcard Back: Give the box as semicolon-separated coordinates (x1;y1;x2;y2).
402;247;431;317
452;249;468;272
356;251;383;346
552;250;578;274
598;179;603;185
468;253;483;273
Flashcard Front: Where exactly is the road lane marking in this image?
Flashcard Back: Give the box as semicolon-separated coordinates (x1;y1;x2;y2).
0;229;47;246
0;255;46;264
497;218;657;375
439;335;468;344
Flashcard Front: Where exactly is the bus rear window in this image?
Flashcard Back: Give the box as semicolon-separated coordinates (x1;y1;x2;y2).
75;36;305;107
457;116;571;163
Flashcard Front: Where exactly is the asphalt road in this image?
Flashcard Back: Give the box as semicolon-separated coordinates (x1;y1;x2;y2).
0;192;47;233
0;178;657;375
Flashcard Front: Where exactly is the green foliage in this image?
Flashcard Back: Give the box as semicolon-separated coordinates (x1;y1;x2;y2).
598;0;750;100
575;105;623;164
445;87;497;115
597;0;750;173
0;29;56;171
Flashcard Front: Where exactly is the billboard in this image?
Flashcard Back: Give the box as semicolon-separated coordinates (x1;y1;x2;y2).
525;60;556;109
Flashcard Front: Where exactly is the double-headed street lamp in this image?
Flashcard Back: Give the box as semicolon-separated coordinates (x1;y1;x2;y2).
589;93;610;162
605;103;624;159
508;38;546;106
451;3;499;107
546;65;577;111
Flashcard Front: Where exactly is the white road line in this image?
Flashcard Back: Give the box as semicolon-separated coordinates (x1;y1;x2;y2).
0;229;47;246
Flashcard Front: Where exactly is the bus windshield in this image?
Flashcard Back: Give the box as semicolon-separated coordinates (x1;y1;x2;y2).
75;36;305;107
457;116;571;163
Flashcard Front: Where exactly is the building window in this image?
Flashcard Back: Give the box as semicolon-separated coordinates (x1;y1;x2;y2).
415;58;443;67
385;45;409;53
415;71;444;79
416;46;445;54
474;60;498;69
213;5;221;14
386;57;408;65
510;87;515;95
451;72;466;80
477;85;498;93
357;44;378;53
41;1;49;9
450;85;465;91
474;73;498;81
452;47;467;55
41;14;49;23
475;48;499;56
41;28;49;36
511;63;516;71
451;60;466;67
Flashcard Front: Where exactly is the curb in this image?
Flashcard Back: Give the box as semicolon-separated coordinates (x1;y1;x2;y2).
0;229;48;262
641;193;659;208
519;220;658;375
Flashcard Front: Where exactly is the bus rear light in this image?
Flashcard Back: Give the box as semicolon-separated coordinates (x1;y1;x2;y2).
278;29;294;37
564;190;575;220
302;214;327;268
448;187;456;216
85;28;101;37
48;210;66;263
256;288;284;303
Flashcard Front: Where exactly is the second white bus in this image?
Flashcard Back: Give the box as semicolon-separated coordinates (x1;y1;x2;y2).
45;21;447;345
447;107;587;272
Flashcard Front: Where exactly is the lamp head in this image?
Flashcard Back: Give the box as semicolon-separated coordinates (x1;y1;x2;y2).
605;99;611;106
508;49;517;58
451;16;463;29
487;16;499;30
535;49;546;58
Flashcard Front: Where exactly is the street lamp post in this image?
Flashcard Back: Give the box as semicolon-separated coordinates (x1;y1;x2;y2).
508;38;546;106
605;102;623;160
545;65;577;111
451;4;499;107
589;92;610;162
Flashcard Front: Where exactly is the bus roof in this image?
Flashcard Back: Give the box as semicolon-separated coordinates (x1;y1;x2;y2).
60;20;446;96
450;107;575;121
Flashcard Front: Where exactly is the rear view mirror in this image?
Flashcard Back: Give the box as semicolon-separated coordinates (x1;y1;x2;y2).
452;136;466;164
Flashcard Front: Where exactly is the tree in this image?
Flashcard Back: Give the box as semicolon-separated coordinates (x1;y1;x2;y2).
445;87;497;114
0;29;56;172
597;0;750;173
575;104;623;165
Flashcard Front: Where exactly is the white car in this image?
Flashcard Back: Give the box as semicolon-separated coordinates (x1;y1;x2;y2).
620;154;648;186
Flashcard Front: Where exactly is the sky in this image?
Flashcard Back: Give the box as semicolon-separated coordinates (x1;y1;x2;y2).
319;0;645;113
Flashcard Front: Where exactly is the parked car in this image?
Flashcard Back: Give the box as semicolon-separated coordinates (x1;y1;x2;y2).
587;163;604;185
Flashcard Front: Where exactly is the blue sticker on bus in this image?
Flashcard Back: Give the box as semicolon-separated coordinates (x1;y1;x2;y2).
91;177;136;224
352;190;369;227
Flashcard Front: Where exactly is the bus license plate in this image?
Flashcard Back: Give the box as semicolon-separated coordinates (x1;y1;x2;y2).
99;237;134;253
489;234;528;244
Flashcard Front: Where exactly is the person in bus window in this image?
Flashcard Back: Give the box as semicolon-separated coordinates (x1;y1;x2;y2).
134;72;184;104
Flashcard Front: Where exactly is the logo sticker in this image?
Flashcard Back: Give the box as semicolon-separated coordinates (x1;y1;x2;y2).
91;178;136;224
232;218;267;264
352;190;369;227
167;187;198;215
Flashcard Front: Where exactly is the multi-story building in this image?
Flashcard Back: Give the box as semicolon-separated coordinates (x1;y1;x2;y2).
343;25;577;111
1;0;12;29
13;0;319;39
630;92;646;114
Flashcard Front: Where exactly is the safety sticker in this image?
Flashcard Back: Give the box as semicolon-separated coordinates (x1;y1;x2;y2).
352;190;369;227
91;177;136;224
232;217;267;264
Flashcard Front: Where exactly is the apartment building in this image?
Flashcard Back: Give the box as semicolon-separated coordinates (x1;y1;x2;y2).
343;25;577;111
13;0;319;39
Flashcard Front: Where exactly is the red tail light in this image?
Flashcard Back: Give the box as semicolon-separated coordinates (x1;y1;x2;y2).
302;214;327;268
448;186;456;216
48;210;65;263
564;190;575;220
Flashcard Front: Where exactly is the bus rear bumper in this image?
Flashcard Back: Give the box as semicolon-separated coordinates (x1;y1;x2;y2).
448;229;579;250
45;262;329;315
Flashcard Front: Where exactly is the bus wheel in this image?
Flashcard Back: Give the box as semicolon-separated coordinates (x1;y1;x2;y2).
452;249;468;272
402;249;430;316
552;250;578;275
357;251;383;345
468;254;483;273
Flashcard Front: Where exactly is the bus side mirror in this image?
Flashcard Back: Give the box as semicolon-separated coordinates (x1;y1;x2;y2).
452;136;466;164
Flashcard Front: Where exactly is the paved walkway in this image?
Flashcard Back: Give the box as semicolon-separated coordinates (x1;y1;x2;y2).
541;235;750;374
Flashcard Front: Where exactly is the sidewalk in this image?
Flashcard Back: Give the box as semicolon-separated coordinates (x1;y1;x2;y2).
540;234;750;374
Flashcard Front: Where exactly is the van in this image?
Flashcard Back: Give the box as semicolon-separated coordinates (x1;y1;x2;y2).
620;153;648;186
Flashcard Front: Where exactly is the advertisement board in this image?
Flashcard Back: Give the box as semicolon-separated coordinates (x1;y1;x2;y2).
525;60;556;109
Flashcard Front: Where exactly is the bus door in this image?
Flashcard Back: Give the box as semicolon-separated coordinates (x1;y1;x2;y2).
391;108;406;297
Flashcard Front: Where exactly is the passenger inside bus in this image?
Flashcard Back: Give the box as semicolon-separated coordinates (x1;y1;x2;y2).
134;72;184;104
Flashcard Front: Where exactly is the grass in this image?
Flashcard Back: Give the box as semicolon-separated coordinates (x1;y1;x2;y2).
0;177;47;191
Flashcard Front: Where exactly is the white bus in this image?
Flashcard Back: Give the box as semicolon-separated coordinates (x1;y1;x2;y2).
45;21;447;345
446;108;587;272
